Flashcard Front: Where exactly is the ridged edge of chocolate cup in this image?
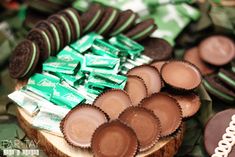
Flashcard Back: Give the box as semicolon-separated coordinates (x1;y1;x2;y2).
92;89;133;118
127;64;163;94
118;106;161;152
160;60;202;93
60;104;109;149
139;92;183;137
124;75;148;104
165;91;201;118
91;119;139;157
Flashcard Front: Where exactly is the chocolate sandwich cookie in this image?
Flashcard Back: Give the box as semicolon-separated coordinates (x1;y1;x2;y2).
203;75;235;103
61;105;108;148
91;120;138;157
27;28;52;62
124;76;147;106
127;65;162;95
218;68;235;90
95;7;119;36
140;93;182;137
9;40;40;79
119;106;161;152
109;10;137;36
184;47;216;76
93;89;132;120
48;14;72;47
125;19;157;41
81;3;103;33
161;60;202;92
141;37;173;60
199;35;235;66
204;109;235;157
35;20;57;55
166;92;201;118
60;8;82;41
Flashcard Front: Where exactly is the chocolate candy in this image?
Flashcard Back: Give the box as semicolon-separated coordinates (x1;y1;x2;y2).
161;60;202;92
127;65;162;95
124;76;147;106
166;92;201;118
9;40;40;79
184;47;216;76
151;60;167;72
140;93;182;137
204;109;235;156
61;105;108;148
119;106;161;151
199;35;235;66
91;120;138;157
93;89;132;120
218;68;235;90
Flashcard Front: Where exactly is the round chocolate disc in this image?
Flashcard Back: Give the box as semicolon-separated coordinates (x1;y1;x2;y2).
93;89;132;120
199;35;235;66
61;105;108;148
204;109;235;156
151;60;167;72
91;120;138;157
184;47;216;76
167;92;201;118
161;60;202;91
140;93;182;137
119;107;161;152
127;65;162;95
141;37;173;61
124;76;147;106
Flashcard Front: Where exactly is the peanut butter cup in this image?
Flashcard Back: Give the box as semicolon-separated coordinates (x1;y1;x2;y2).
151;60;167;72
91;120;138;157
167;92;201;118
119;106;161;152
184;47;216;76
199;35;235;66
161;60;202;92
204;109;235;156
60;105;108;148
124;76;147;106
140;93;182;137
127;65;162;95
93;89;132;120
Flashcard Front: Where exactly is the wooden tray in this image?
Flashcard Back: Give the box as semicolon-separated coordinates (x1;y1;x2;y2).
16;107;184;157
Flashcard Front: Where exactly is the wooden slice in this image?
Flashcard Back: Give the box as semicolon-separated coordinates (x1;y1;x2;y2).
16;107;184;157
15;80;184;157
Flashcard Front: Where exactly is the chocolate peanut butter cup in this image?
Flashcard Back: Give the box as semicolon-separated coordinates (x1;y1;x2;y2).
151;60;167;72
124;76;147;106
93;89;132;120
119;106;161;152
60;105;108;148
127;65;162;95
204;109;235;156
140;93;182;137
184;47;216;76
161;60;202;92
91;120;138;157
199;35;235;66
166;92;201;118
141;37;173;61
